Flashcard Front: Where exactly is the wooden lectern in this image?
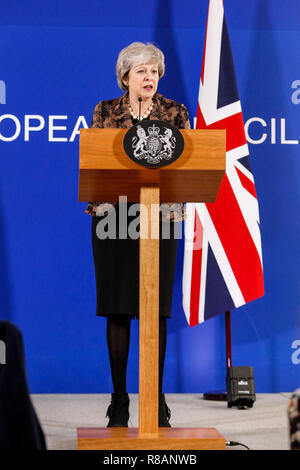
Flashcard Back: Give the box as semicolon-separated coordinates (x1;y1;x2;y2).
77;127;226;450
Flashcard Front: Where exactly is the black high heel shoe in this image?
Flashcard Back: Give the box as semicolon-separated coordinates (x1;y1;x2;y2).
159;393;171;427
106;392;130;427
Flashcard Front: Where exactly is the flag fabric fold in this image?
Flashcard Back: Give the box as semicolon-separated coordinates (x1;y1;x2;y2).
182;0;264;327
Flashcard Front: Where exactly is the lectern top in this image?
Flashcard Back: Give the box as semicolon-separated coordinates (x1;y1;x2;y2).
78;128;226;203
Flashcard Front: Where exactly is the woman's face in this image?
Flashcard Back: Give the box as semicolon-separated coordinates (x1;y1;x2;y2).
126;62;159;101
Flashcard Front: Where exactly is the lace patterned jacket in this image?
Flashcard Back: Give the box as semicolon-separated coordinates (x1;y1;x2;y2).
85;92;191;222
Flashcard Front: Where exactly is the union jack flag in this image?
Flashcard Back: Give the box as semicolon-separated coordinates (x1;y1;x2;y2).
182;0;264;327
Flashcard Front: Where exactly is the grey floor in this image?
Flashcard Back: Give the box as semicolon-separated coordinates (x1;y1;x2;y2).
31;393;292;451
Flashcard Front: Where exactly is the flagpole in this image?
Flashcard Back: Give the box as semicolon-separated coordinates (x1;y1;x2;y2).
225;310;232;368
203;310;232;402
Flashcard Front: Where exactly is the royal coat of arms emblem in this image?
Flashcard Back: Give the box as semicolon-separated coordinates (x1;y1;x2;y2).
123;120;184;168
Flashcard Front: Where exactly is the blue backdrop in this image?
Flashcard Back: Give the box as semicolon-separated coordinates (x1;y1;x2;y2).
0;0;299;393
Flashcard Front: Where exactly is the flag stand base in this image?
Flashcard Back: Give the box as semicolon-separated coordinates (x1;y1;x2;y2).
203;391;227;401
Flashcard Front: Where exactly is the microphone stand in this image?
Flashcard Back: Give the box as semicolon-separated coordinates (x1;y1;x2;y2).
138;97;142;121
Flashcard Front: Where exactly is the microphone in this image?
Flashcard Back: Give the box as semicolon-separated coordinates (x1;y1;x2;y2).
138;97;142;121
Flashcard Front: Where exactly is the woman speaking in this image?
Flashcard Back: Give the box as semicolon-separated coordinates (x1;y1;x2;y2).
85;42;190;428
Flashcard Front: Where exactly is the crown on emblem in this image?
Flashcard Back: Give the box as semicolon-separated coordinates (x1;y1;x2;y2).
147;124;160;136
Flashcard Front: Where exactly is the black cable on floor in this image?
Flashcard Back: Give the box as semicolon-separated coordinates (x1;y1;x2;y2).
226;440;250;450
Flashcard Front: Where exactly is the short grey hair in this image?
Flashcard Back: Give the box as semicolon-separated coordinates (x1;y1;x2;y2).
116;42;165;91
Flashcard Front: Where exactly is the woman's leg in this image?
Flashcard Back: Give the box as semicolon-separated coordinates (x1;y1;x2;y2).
106;313;169;427
159;316;171;427
107;314;167;393
159;316;167;394
106;314;132;393
107;315;167;393
105;314;131;427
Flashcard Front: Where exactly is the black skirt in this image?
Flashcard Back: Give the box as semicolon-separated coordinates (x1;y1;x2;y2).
91;205;179;318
